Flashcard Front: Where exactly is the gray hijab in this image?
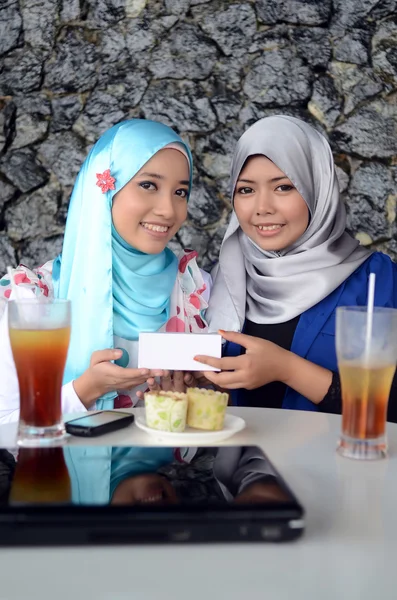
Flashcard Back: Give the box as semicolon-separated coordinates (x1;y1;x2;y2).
206;115;371;331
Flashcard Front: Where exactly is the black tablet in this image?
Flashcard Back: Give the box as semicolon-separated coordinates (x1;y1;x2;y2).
0;445;304;545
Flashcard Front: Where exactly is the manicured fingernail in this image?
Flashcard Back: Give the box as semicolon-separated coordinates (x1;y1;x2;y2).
140;369;149;375
113;349;123;357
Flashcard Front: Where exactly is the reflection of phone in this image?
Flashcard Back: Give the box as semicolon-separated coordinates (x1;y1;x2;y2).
65;411;134;437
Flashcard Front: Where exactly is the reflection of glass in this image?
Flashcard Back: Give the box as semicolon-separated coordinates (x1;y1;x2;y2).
336;307;397;460
9;447;71;505
8;299;71;446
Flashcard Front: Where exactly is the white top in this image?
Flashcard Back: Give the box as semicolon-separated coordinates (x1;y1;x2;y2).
0;406;395;599
0;269;211;425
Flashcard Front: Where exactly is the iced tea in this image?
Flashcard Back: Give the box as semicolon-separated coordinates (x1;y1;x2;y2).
8;299;71;445
9;327;70;427
339;362;395;439
336;306;397;460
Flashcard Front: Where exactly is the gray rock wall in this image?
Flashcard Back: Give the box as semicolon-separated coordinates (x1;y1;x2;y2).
0;0;396;273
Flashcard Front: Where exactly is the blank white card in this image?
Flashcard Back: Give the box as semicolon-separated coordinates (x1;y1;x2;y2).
138;332;222;371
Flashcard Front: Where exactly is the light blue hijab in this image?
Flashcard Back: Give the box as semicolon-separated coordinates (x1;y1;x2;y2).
52;120;193;409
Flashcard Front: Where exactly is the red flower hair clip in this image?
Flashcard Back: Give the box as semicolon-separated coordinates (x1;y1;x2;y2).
96;169;116;193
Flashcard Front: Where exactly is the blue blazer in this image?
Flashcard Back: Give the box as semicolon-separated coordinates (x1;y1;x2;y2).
225;252;397;411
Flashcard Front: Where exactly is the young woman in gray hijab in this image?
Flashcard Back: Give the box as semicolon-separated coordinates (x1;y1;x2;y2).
196;115;397;416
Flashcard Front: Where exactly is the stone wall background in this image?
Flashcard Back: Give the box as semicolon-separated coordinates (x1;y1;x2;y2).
0;0;396;273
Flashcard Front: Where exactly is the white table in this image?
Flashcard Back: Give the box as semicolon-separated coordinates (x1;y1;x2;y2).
1;407;397;600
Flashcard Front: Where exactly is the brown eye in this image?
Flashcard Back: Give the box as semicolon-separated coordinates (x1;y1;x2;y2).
276;184;294;192
237;187;254;195
176;189;188;199
139;181;157;191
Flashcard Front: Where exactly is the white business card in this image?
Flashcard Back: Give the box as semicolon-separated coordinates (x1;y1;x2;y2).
138;332;222;371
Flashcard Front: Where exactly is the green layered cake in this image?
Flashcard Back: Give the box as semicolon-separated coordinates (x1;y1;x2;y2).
144;391;188;433
187;388;229;431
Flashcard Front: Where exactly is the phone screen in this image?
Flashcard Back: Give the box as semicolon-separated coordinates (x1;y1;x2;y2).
67;411;130;428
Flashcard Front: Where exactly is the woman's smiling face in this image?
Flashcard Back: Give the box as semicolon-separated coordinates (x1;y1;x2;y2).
112;148;190;254
234;155;310;252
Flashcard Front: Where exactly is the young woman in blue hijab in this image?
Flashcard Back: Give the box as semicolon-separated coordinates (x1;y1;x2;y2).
0;119;210;424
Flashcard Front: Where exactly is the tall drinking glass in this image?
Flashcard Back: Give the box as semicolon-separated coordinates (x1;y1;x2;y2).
8;299;71;446
336;306;397;460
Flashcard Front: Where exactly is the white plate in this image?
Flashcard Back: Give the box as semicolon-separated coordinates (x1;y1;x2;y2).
135;413;246;444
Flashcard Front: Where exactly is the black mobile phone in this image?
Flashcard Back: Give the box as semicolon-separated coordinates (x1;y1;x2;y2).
65;411;134;437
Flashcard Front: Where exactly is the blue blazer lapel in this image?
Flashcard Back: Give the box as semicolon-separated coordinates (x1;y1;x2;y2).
291;281;347;359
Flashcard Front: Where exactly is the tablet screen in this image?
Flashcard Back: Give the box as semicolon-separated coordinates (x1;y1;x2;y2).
0;445;298;509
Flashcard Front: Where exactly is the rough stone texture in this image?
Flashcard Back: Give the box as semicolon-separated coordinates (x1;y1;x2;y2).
0;0;396;270
330;63;383;115
188;177;226;228
0;148;49;193
0;49;43;95
372;18;397;89
44;28;98;93
141;80;217;133
20;0;58;56
19;235;64;268
333;29;370;65
87;0;126;25
165;0;190;15
5;180;64;242
212;53;252;93
195;3;257;57
12;114;49;150
38;132;87;187
149;25;218;80
346;162;395;242
60;0;79;21
290;27;332;68
256;0;332;25
13;93;51;118
73;89;125;144
333;0;383;27
243;48;312;106
332;99;397;159
0;99;16;154
335;166;350;194
308;76;342;129
0;178;17;214
0;233;17;275
0;0;22;57
51;95;84;132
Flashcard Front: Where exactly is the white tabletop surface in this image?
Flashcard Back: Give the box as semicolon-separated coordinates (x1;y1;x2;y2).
1;406;397;600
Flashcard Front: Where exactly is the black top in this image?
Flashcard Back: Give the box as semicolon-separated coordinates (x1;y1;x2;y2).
239;318;397;423
241;317;300;409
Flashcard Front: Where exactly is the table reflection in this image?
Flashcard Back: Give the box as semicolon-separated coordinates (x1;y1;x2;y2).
3;445;294;508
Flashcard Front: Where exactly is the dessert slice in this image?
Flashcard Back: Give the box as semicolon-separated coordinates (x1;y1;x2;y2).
144;391;188;433
187;388;229;431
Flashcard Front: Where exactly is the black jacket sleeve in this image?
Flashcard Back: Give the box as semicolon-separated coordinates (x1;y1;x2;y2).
317;370;397;423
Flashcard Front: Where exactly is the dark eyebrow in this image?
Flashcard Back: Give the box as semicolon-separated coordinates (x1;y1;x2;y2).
138;172;189;186
237;176;290;184
138;172;164;180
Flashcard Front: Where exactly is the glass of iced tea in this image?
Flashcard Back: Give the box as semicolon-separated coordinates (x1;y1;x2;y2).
336;306;397;460
8;299;71;446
